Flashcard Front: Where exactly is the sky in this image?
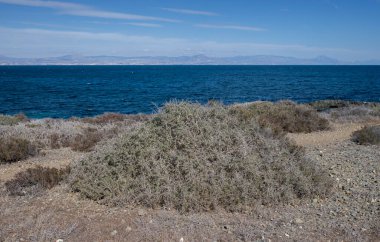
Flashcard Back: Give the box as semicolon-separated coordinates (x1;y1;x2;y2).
0;0;379;60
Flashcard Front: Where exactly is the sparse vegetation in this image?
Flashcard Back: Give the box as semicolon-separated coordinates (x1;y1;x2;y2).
308;100;380;122
352;125;380;145
230;101;330;134
5;166;70;196
0;113;28;125
70;102;332;213
0;117;128;153
328;106;380;122
0;137;37;163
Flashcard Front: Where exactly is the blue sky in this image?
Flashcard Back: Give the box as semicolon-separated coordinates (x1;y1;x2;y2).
0;0;379;60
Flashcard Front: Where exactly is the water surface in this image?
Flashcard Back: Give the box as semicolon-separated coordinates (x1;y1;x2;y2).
1;65;379;118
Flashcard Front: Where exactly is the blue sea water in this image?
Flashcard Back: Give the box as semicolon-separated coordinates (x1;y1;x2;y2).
0;65;379;118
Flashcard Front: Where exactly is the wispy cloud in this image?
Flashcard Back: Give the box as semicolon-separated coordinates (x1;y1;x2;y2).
162;7;218;16
124;22;162;28
0;26;361;60
195;24;266;32
0;0;179;22
324;0;339;9
85;21;161;28
64;9;178;22
0;0;83;9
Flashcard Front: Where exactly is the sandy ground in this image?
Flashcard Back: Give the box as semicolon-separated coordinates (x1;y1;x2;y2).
0;121;379;241
287;121;379;148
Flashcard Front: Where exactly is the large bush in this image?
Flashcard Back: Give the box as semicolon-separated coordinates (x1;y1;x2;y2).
70;102;332;212
230;101;330;134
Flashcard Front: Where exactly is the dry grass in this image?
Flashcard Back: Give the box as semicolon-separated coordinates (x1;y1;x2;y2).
231;101;330;134
0;137;37;163
352;125;380;145
5;166;70;196
70;102;332;213
0;113;28;126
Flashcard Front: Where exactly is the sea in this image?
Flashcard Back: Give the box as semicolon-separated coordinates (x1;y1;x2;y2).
1;65;379;118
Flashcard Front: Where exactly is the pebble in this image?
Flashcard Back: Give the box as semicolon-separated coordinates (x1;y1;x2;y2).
111;230;117;236
126;226;132;232
138;209;146;216
294;218;303;224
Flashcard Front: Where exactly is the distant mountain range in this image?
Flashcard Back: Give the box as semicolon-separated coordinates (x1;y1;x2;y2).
0;54;379;65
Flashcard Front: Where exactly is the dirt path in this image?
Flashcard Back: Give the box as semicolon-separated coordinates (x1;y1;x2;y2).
287;121;380;148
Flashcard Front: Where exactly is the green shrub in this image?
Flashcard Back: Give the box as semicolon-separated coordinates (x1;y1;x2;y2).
230;101;330;134
0;113;28;125
5;166;70;196
0;137;37;163
70;102;332;213
352;125;380;145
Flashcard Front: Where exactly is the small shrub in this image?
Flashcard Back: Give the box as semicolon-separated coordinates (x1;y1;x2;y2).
352;125;380;145
0;138;37;163
0;113;28;125
230;101;330;134
49;133;61;149
69;128;103;152
371;105;380;115
71;102;332;213
5;166;70;196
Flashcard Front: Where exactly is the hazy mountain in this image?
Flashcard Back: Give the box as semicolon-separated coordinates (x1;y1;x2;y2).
0;54;379;65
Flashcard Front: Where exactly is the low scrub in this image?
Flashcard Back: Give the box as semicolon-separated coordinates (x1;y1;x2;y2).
78;113;151;125
230;101;330;134
308;100;352;111
0;137;37;163
5;166;70;196
0;113;28;126
329;106;380;122
80;113;128;124
352;125;380;145
309;100;380;122
71;102;332;213
69;128;104;152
